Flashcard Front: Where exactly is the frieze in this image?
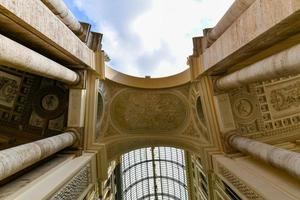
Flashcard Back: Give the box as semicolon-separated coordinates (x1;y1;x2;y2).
51;164;91;200
217;164;265;200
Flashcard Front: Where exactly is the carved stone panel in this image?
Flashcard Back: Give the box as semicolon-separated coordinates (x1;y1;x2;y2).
217;164;265;200
0;71;21;108
51;164;91;200
265;78;300;119
227;74;300;140
110;89;189;134
0;66;68;149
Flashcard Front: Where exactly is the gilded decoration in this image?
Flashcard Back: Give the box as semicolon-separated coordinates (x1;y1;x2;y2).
110;89;189;134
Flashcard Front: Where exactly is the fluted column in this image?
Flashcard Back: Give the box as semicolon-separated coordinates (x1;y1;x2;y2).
41;0;83;35
216;42;300;91
0;132;76;181
0;34;79;85
228;134;300;179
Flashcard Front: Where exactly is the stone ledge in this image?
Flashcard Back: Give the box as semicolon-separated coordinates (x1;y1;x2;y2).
0;0;94;68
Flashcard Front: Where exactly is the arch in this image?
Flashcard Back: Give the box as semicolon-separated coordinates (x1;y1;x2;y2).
105;66;191;89
103;135;202;162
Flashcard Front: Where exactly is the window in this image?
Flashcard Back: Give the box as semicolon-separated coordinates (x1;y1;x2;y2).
121;147;188;200
196;96;205;124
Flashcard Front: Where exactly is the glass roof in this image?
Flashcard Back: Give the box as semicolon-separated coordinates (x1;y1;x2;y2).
121;147;188;200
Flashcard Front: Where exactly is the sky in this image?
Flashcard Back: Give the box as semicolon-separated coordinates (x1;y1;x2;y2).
64;0;234;77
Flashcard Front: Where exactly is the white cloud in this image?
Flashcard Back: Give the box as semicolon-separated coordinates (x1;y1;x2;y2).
67;0;234;77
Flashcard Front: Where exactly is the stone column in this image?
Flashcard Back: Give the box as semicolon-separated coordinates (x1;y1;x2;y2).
228;134;300;179
216;42;300;91
0;132;76;181
206;0;255;46
0;34;79;85
41;0;83;36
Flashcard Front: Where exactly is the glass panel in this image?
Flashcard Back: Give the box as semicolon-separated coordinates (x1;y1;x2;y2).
121;147;188;200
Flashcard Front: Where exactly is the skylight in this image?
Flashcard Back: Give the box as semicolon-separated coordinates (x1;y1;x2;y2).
121;147;188;200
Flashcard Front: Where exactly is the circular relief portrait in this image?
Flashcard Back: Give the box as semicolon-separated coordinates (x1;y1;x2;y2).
33;86;67;119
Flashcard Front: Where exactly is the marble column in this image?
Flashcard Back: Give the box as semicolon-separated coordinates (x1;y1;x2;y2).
0;132;76;181
0;34;79;85
207;0;255;46
41;0;83;36
216;41;300;91
228;134;300;179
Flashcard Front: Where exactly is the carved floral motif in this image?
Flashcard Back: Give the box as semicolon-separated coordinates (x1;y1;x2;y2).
270;81;300;111
218;164;265;200
0;71;21;108
110;90;188;133
51;164;91;200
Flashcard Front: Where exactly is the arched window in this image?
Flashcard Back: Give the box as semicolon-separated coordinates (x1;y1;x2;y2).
121;147;188;200
196;96;205;124
95;90;103;134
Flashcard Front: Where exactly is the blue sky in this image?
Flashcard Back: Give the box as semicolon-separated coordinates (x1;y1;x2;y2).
65;0;234;77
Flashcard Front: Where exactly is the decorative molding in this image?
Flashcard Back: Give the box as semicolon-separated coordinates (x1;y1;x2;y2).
189;81;209;140
226;74;300;140
0;71;21;108
95;81;110;140
217;164;265;200
51;164;91;200
110;88;189;134
32;86;67;120
182;121;201;138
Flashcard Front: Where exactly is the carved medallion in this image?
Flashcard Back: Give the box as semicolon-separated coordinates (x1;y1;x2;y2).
0;71;21;108
41;94;59;111
32;86;67;119
110;89;188;134
233;98;253;118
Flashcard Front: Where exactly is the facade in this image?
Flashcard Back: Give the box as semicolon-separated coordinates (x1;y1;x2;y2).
0;0;300;199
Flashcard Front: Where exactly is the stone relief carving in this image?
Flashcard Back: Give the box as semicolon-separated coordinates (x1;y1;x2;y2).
110;89;188;133
0;66;68;147
51;164;91;200
98;80;205;144
229;87;261;136
104;124;120;137
0;71;21;108
269;81;300;112
217;164;265;200
48;114;65;131
182;121;201;138
32;86;67;120
228;74;300;139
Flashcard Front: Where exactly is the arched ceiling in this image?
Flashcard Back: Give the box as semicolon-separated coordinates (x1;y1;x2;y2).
94;79;218;162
